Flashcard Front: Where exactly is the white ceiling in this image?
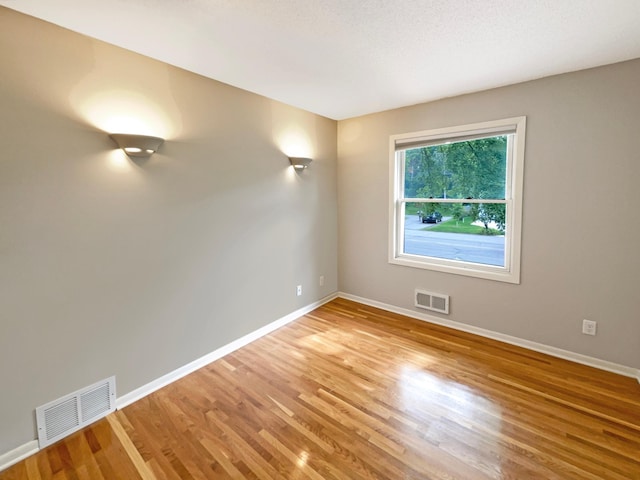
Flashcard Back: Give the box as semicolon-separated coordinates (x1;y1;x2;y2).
2;0;640;120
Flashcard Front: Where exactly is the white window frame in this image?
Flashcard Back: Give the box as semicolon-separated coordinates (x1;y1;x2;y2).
389;116;526;284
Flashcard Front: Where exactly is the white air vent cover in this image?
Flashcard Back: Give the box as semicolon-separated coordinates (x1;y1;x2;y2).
35;376;116;448
415;289;450;314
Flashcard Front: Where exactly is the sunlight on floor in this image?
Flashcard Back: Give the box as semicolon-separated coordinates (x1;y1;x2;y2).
399;366;503;448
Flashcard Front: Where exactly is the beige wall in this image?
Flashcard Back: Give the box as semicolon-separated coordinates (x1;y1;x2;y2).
338;59;640;371
0;8;338;454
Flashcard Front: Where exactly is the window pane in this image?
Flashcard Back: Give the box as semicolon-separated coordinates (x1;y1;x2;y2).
403;135;508;200
403;202;506;267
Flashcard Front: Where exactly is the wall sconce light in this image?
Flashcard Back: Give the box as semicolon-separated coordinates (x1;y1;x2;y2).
288;157;312;170
109;133;164;157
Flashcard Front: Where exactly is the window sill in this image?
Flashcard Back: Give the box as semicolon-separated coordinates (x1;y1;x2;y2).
389;254;521;284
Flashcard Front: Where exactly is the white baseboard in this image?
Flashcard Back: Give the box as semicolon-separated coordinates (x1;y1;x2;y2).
338;292;640;381
117;293;338;409
0;440;39;473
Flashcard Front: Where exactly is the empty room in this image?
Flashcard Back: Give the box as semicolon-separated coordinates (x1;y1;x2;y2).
0;1;639;479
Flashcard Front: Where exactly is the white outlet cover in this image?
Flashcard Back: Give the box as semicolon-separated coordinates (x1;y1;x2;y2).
582;320;597;335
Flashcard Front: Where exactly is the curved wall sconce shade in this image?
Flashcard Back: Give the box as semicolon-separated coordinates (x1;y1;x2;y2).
109;133;164;157
288;157;312;170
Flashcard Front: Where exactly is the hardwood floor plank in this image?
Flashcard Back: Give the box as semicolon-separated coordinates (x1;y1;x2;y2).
107;413;157;480
24;458;43;480
2;298;639;479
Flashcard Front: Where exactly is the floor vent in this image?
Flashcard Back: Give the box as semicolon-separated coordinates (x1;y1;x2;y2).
415;289;450;314
35;376;116;448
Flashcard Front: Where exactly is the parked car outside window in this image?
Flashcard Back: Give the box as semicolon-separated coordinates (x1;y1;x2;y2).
421;211;442;223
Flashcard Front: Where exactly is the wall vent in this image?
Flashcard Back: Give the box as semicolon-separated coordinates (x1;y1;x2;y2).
35;376;116;448
415;289;450;314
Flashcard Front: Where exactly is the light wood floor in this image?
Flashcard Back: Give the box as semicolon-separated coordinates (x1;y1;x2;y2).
2;298;639;479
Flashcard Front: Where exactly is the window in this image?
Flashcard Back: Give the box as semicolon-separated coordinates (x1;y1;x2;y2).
389;117;526;283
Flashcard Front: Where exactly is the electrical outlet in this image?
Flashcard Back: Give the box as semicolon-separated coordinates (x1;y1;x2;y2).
319;275;325;287
582;319;597;336
296;285;302;296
